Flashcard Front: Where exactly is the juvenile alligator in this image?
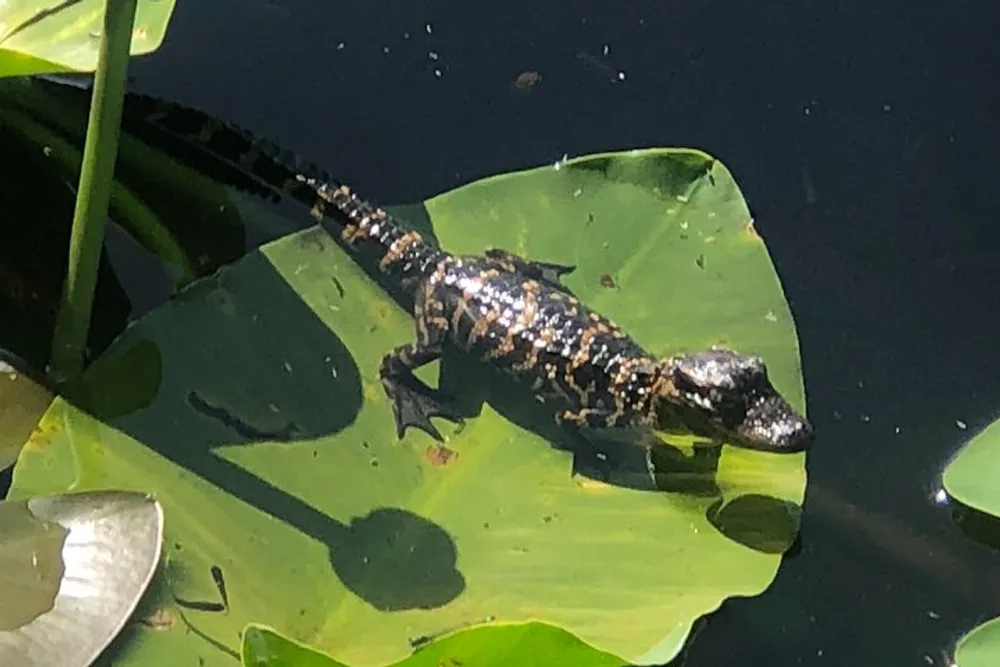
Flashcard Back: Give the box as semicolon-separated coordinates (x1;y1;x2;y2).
123;94;814;454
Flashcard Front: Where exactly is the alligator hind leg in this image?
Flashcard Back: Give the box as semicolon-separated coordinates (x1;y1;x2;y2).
484;248;576;288
379;287;464;441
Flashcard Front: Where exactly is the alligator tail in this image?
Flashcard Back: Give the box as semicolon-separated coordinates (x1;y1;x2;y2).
118;93;444;284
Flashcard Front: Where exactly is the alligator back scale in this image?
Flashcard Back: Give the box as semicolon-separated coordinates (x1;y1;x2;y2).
125;94;814;454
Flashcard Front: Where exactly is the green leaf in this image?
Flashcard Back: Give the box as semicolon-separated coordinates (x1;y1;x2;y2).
0;352;53;470
0;490;164;667
0;0;176;78
955;616;1000;667
942;417;1000;518
9;148;809;666
241;622;626;667
242;625;350;667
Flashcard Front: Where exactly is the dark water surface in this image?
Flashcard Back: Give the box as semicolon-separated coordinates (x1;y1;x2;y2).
27;0;1000;664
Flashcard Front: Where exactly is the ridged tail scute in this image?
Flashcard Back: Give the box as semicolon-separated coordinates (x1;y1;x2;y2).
119;93;443;284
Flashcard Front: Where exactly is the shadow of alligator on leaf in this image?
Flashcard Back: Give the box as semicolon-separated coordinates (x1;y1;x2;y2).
72;250;465;611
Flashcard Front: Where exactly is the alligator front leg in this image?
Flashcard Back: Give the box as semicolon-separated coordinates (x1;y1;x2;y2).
484;248;576;288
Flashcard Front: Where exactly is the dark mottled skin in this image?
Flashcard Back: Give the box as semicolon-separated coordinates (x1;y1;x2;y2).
130;94;814;454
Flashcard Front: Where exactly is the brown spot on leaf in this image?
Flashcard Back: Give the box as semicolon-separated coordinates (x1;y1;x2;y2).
599;273;616;289
139;608;174;630
425;444;458;467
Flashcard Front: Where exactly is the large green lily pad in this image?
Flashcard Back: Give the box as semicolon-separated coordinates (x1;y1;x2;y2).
10;149;809;666
0;0;176;78
943;417;1000;517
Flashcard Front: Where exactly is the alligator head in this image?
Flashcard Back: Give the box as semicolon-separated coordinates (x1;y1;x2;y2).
655;347;813;453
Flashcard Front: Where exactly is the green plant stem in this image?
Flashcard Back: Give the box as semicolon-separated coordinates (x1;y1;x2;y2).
49;0;139;383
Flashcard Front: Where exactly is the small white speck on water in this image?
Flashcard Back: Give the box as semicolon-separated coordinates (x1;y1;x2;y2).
602;44;610;56
403;31;410;39
804;107;811;116
284;361;293;373
956;419;967;430
382;46;390;54
336;42;345;50
894;426;901;434
883;103;892;112
932;488;949;506
617;70;626;81
331;367;339;379
269;404;279;413
927;610;941;619
434;68;442;78
425;23;433;34
429;51;439;60
861;414;871;423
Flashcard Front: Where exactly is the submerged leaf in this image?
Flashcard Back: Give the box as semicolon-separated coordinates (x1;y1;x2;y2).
10;149;809;666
